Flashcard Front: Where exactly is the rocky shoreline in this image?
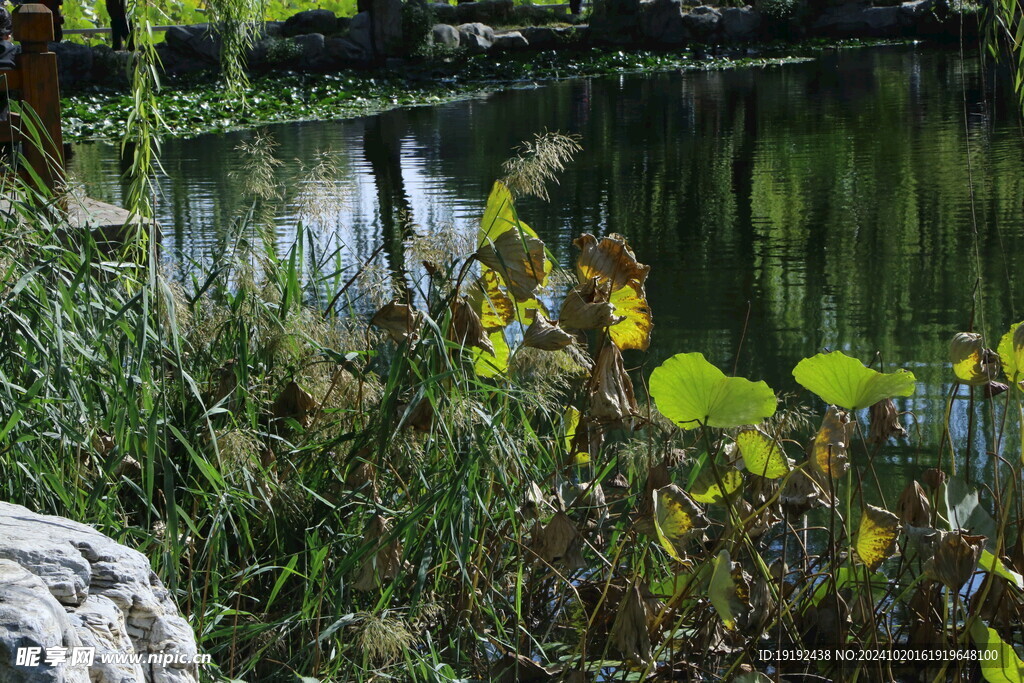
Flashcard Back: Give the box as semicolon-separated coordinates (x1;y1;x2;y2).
51;0;966;90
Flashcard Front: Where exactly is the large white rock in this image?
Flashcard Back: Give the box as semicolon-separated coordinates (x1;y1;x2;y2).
0;502;200;683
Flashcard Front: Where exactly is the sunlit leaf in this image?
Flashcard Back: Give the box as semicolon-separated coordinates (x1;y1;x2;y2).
650;352;777;430
709;549;741;630
997;322;1024;384
608;280;653;351
564;406;580;454
855;504;901;571
467;267;515;330
810;406;854;480
980;550;1024;590
689;467;743;504
472;330;510;378
736;429;791;479
792;350;916;410
950;332;999;386
810;563;887;605
652;484;708;562
574;232;650;291
478;180;540;246
969;620;1024;683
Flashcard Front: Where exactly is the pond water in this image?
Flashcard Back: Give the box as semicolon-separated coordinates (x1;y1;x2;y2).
70;45;1024;494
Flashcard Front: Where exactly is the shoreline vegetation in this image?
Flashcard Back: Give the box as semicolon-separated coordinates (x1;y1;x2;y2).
65;39;906;141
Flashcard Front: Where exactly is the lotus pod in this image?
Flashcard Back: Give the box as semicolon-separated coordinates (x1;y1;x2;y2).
924;530;985;591
559;277;621;330
370;301;422;343
449;297;494;353
574;233;651;291
922;468;947;491
868;398;907;445
476;230;549;301
897;480;931;528
523;314;574;351
949;332;999;386
587;343;639;423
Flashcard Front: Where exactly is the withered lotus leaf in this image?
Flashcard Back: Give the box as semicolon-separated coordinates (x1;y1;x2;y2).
608;279;653;351
449;297;494;353
370;301;422;343
652;483;709;562
534;511;585;569
949;332;999;386
855;504;902;572
559;277;621;331
574;233;651;291
897;481;932;528
476;230;550;302
868;397;907;445
780;467;828;516
924;530;986;591
609;582;654;664
353;515;405;592
810;406;854;480
588;343;639;423
523;314;574;351
467;267;515;330
271;381;318;427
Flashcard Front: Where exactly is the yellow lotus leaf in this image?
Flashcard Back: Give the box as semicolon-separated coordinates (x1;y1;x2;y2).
478;180;540;246
449;297;493;353
608;279;653;351
472;330;510;378
950;332;999;386
574;233;650;291
523;314;574;351
515;296;546;325
370;301;422;343
689;467;743;504
709;549;743;630
736;429;792;479
587;343;638;423
467;267;515;330
476;229;551;302
652;483;709;562
559;277;620;330
855;504;901;571
997;322;1024;385
810;406;854;480
564;406;580;455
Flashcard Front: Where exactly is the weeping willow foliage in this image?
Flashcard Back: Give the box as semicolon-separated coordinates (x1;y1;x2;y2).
205;0;267;92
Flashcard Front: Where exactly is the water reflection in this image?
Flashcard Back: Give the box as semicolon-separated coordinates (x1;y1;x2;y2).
70;45;1024;485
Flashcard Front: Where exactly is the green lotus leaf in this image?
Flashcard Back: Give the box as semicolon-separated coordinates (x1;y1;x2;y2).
998;322;1024;385
650;353;777;430
708;549;742;630
792;351;916;410
689;467;743;504
970;620;1024;683
736;429;792;479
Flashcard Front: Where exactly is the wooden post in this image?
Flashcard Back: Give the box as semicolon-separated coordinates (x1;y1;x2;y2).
13;3;64;194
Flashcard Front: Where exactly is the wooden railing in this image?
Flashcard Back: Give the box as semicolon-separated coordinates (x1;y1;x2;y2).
0;3;64;194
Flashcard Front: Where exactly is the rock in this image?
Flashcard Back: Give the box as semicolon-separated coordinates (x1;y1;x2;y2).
0;501;200;683
293;32;326;68
720;6;762;40
347;11;374;55
589;0;642;44
0;560;86;683
519;25;560;48
429;2;459;23
810;0;936;36
492;30;529;50
681;5;721;39
90;45;132;87
432;23;461;47
49;41;93;90
372;0;404;57
639;0;688;44
282;9;338;37
325;36;371;63
162;24;220;64
263;20;285;37
457;22;495;53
